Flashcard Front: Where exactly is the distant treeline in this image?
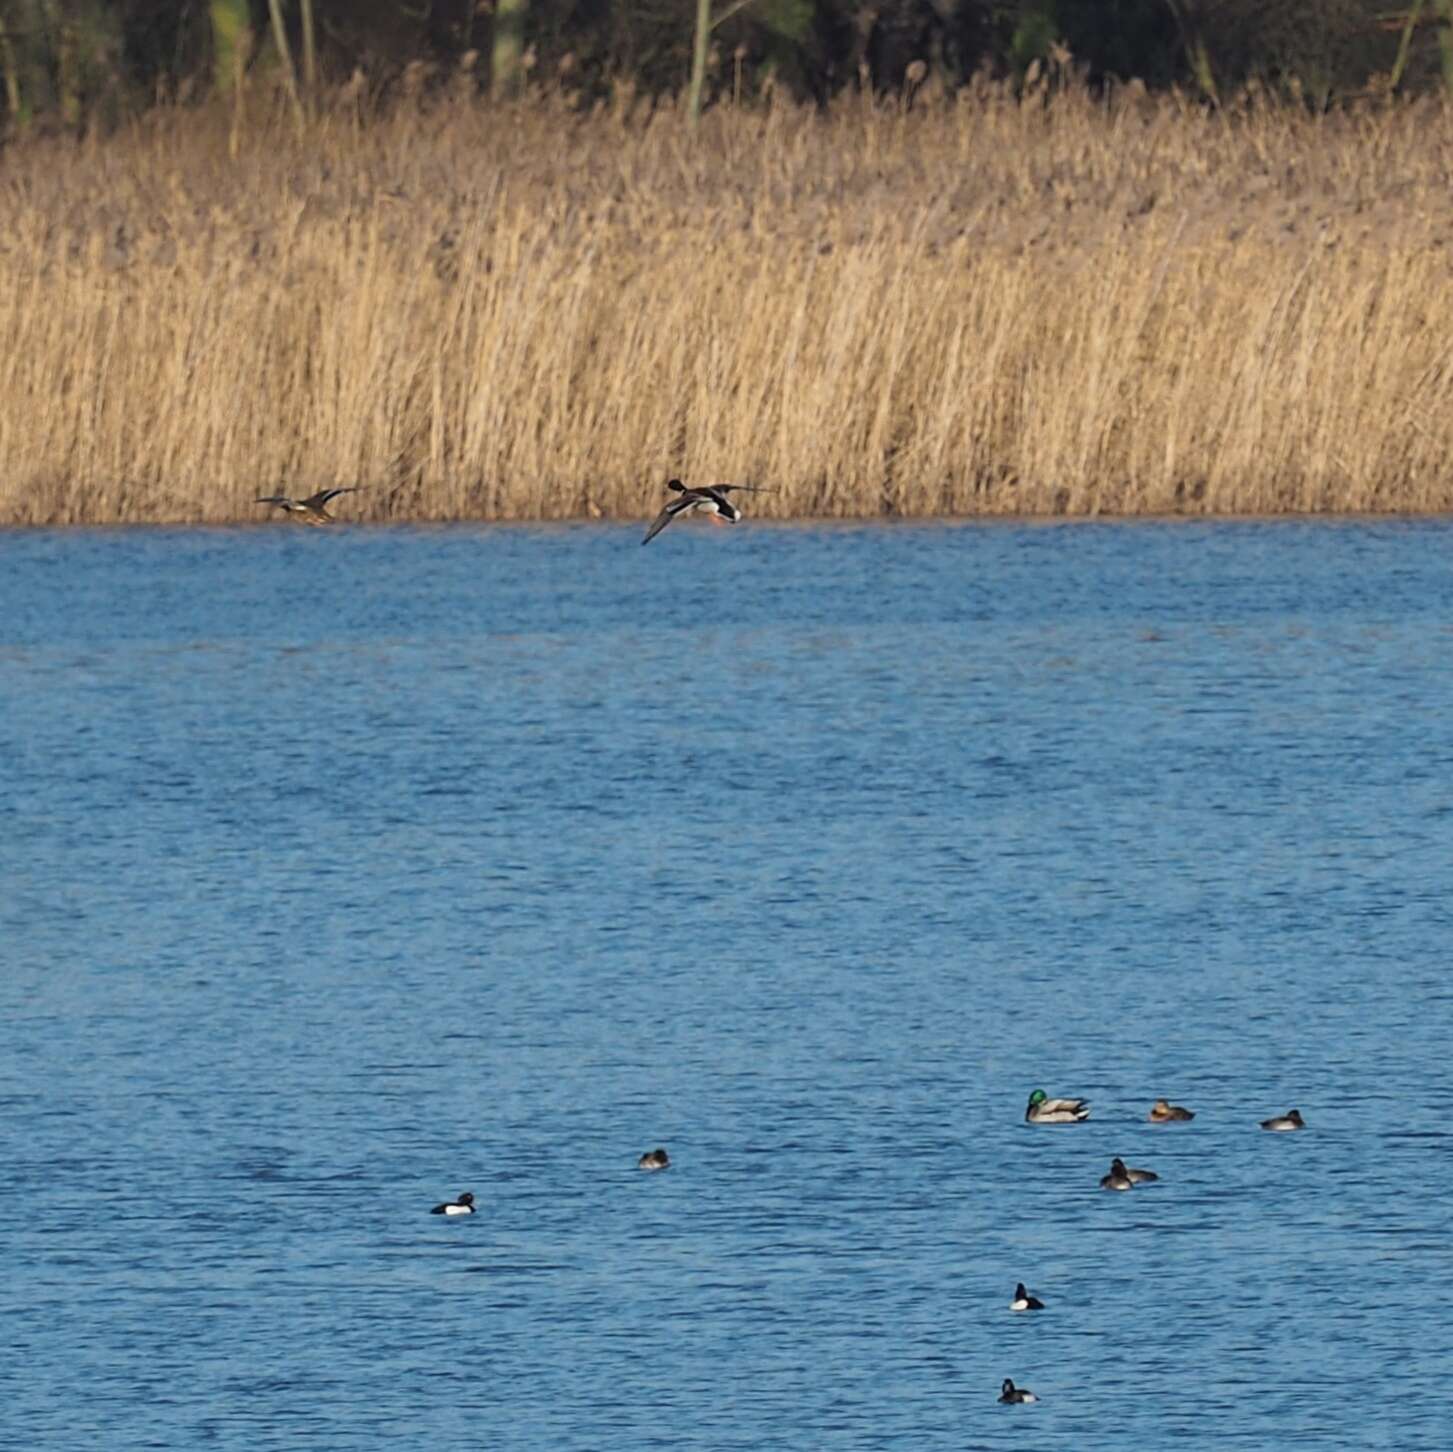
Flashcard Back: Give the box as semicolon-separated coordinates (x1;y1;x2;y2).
1;1;1451;136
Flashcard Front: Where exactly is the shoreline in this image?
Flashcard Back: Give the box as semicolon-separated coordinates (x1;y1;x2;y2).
5;510;1451;536
5;90;1453;526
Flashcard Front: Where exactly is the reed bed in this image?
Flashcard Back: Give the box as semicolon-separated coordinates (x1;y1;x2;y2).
4;80;1453;525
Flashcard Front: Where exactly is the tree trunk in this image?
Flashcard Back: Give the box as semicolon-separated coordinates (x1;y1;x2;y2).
265;0;305;130
300;0;317;98
1389;0;1426;93
492;0;526;97
1437;0;1453;94
687;0;711;129
33;0;79;125
209;0;251;99
0;8;25;128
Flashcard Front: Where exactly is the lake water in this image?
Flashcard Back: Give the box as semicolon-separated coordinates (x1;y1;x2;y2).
4;518;1452;1450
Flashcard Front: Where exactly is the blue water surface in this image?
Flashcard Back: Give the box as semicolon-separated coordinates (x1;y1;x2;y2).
3;518;1452;1450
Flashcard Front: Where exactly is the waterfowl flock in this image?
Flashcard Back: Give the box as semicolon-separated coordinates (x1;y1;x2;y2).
428;1148;671;1225
252;476;775;538
1000;1088;1307;1404
266;478;1321;1411
427;1089;1307;1409
276;473;1313;1410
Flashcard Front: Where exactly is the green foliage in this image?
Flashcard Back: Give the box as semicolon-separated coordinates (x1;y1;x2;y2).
991;1;1182;86
0;0;124;131
1161;1;1400;106
757;0;814;44
1056;1;1179;86
1009;2;1057;73
725;0;815;96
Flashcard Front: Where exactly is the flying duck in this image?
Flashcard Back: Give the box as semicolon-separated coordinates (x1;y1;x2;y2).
1025;1089;1090;1124
641;479;771;544
999;1378;1037;1404
1260;1109;1306;1132
637;1148;670;1171
1009;1283;1045;1312
255;486;362;524
430;1192;476;1216
1149;1098;1195;1122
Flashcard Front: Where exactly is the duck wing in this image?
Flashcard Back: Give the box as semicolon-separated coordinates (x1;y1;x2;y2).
710;484;772;495
641;495;697;545
1039;1097;1088;1114
255;495;293;506
302;487;360;508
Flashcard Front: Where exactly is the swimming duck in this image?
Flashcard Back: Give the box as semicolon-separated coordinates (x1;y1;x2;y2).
1260;1109;1305;1132
1148;1098;1195;1122
1009;1283;1045;1312
1025;1089;1090;1123
1099;1160;1135;1191
255;486;361;524
641;479;771;544
637;1148;670;1171
1111;1156;1158;1184
430;1192;475;1216
999;1378;1037;1404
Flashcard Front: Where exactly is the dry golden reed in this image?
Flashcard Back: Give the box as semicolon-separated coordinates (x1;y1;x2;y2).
3;80;1453;526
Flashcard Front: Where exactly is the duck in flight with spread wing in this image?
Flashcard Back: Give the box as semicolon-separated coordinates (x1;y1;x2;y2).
641;478;771;545
254;487;362;525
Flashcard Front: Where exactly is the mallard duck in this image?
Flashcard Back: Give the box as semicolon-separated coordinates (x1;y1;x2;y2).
1260;1109;1305;1132
1148;1098;1195;1122
999;1378;1037;1404
637;1147;670;1171
641;478;772;544
1025;1089;1090;1123
1009;1282;1045;1312
429;1191;475;1216
255;486;362;524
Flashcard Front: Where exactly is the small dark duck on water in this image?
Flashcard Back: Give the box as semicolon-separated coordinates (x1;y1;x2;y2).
1148;1098;1195;1122
641;479;771;544
1100;1160;1135;1191
999;1378;1037;1404
1261;1109;1306;1132
638;1148;670;1171
430;1192;475;1216
1009;1283;1045;1312
1110;1156;1158;1184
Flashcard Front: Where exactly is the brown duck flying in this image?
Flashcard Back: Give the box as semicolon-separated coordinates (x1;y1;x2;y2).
255;487;362;525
